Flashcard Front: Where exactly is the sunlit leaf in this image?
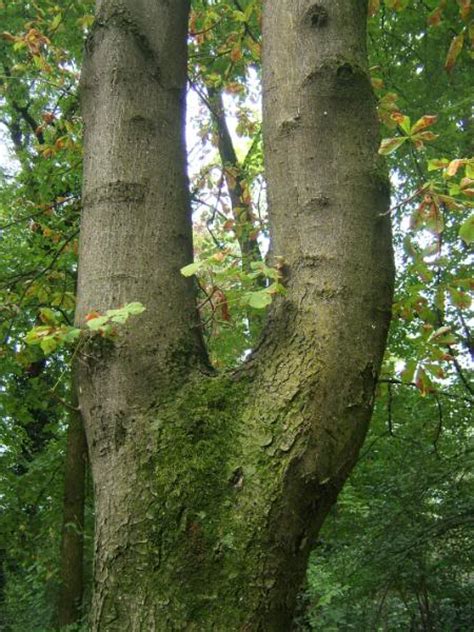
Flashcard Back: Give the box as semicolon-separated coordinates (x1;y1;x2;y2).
181;261;203;277
458;215;474;244
378;136;408;155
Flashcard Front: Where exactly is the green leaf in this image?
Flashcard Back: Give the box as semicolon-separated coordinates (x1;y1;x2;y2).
40;336;58;355
50;13;62;31
180;262;203;277
39;308;57;325
246;290;272;309
459;215;474;245
86;316;109;331
448;286;472;310
124;302;146;315
401;359;417;384
427;158;449;171
25;326;52;345
63;328;81;344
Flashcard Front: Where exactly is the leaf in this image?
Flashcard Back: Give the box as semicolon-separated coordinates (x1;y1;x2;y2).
386;0;409;10
86;316;109;331
378;136;408;155
109;312;129;325
445;32;464;72
40;336;58;355
181;262;203;277
246;291;272;309
0;32;18;43
39;308;57;325
391;112;411;134
415;366;434;397
447;159;464;177
25;326;52;345
230;46;243;63
368;0;381;18
410;115;437;135
428;7;443;27
63;328;81;344
431;326;452;339
427;158;449;171
411;131;439;149
401;359;417;384
50;13;62;31
77;14;95;30
458;216;474;244
457;0;471;20
449;286;472;309
124;302;146;315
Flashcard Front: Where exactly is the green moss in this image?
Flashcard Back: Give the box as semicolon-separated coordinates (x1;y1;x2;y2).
128;373;253;624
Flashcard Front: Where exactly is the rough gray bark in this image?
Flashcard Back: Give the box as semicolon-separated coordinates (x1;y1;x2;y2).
76;0;394;629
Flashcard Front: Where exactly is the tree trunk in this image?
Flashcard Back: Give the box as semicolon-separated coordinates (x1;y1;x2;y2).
57;387;87;628
76;0;394;629
207;86;262;274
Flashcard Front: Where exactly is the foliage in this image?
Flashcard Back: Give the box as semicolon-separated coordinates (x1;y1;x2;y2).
305;383;473;631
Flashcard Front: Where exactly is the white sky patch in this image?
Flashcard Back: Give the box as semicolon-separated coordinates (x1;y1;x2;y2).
0;123;19;175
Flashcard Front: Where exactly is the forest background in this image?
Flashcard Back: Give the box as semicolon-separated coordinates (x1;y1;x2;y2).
0;0;472;630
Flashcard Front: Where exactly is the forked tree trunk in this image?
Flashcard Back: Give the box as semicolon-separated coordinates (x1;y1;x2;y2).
76;0;394;629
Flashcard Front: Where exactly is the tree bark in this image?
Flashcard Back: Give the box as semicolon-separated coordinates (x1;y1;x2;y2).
57;387;87;629
76;0;394;629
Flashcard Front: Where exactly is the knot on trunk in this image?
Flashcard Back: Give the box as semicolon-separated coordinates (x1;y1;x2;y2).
304;4;329;28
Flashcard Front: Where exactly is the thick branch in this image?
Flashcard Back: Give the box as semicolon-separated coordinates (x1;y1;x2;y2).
207;86;262;273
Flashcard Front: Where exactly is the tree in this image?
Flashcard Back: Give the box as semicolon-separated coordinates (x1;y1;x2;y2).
75;0;393;628
1;0;471;630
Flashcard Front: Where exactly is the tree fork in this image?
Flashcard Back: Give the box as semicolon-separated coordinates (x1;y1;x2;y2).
76;0;394;629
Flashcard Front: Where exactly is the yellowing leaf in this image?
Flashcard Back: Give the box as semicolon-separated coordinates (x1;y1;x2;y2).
445;32;464;72
378;136;408;155
391;112;411;134
428;7;443;27
0;32;18;43
386;0;409;10
410;115;437;134
415;366;434;397
368;0;381;18
428;158;449;171
230;46;243;63
447;159;464;177
457;0;471;21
